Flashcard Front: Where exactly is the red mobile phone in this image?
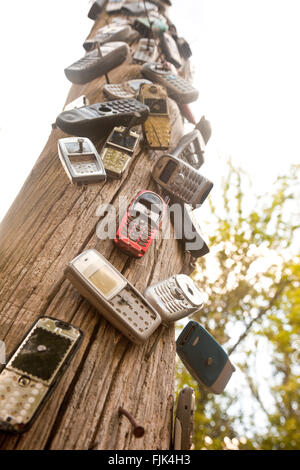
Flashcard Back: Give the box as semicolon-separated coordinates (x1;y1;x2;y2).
114;190;167;258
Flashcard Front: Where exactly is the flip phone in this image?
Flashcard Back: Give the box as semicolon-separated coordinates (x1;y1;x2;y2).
103;79;152;100
152;155;213;207
160;32;182;69
64;42;130;85
176;321;236;394
58;137;106;184
55;98;149;138
133;38;158;64
142;62;199;104
114;190;167;258
171;129;206;170
65;249;162;344
0;317;82;433
100;125;141;178
172;204;209;258
83;24;134;51
139;83;171;150
144;274;204;325
173;387;195;450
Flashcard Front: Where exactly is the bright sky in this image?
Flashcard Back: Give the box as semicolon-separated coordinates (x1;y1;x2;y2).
0;0;299;222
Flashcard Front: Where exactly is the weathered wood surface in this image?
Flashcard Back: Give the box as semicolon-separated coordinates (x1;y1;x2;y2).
0;10;191;450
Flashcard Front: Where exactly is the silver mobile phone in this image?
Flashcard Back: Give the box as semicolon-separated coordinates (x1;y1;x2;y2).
65;249;162;344
58;137;107;184
0;317;82;433
133;39;158;64
152;155;213;207
144;274;204;325
173;387;195;450
103;79;152;100
83;23;134;51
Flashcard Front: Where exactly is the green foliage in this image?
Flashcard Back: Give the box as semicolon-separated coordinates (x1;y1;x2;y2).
176;163;300;450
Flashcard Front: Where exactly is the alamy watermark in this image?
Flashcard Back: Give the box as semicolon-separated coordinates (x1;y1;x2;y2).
95;196;204;251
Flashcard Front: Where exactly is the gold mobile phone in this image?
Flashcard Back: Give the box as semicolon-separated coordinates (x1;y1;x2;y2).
65;249;162;344
100;126;141;179
0;317;82;433
139;83;171;150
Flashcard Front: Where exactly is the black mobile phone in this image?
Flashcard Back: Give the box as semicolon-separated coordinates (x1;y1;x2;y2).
172;204;209;258
55;98;149;138
0;317;83;433
160;32;182;69
87;0;107;20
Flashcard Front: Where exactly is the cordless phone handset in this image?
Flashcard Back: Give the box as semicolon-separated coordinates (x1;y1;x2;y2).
65;249;162;344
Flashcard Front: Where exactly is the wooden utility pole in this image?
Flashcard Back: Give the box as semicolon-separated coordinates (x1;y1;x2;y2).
0;6;191;450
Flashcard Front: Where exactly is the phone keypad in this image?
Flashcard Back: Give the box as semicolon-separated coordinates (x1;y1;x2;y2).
104;84;133;99
164;74;195;93
72;161;99;175
120;215;152;248
144;117;171;149
101;148;131;177
168;165;205;204
0;369;47;429
153;277;192;315
110;285;159;337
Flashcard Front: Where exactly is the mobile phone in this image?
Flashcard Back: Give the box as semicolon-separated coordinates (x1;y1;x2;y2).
176;321;235;394
114;190;167;258
88;0;107;20
144;274;204;325
132;16;168;37
100;125;141;178
106;0;124;14
63;95;90;112
173;387;195;450
139;83;171;150
195;115;212;146
122;1;158;16
152;155;213;207
172;204;209;258
160;32;182;69
142;62;199;104
58;137;107;184
64;41;130;85
83;24;134;52
103;78;152;100
0;317;82;433
65;249;162;344
171;129;206;170
55;98;149;138
133;38;158;64
175;36;192;60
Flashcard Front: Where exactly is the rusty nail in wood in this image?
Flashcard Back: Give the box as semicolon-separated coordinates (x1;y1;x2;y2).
118;407;145;438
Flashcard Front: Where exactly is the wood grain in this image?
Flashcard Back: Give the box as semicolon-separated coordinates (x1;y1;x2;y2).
0;9;192;450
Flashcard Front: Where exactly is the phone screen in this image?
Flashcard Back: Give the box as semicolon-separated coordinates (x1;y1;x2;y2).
108;130;138;151
160;160;177;183
88;265;124;299
144;98;168;115
10;327;72;382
